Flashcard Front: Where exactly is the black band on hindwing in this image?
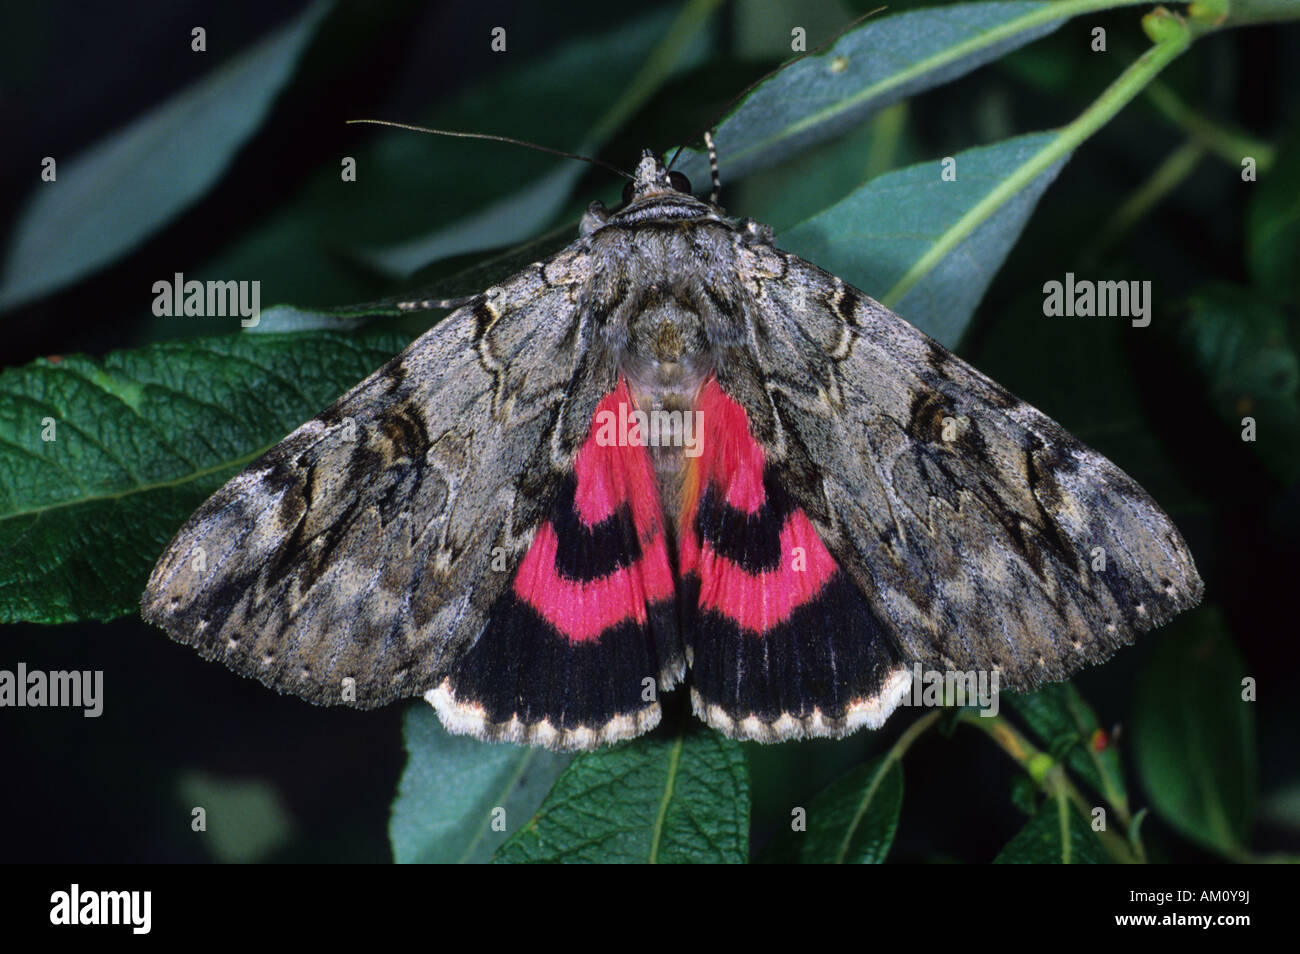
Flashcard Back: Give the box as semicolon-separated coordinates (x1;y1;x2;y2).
693;467;797;573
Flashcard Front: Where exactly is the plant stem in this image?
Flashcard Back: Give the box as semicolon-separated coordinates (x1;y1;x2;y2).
960;711;1141;863
1222;0;1300;27
1145;80;1276;170
891;709;945;761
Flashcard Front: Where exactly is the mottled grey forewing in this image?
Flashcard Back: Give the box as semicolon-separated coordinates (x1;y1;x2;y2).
142;246;615;708
716;241;1202;689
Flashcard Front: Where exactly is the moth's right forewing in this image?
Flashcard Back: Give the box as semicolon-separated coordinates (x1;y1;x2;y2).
727;244;1202;690
142;246;609;708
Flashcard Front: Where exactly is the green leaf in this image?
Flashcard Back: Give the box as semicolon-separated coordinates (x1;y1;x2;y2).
494;724;748;863
1133;607;1257;857
0;0;334;310
734;105;910;234
994;791;1108;863
389;706;571;864
672;0;1073;187
1178;282;1300;484
359;163;593;280
764;753;902;864
1004;683;1128;818
0;330;407;623
780;131;1068;346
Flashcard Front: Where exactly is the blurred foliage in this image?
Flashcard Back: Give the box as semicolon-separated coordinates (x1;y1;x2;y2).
1;0;1297;863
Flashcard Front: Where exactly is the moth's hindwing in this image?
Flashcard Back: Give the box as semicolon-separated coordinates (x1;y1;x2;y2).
716;243;1203;691
142;247;612;710
680;379;913;742
429;377;685;749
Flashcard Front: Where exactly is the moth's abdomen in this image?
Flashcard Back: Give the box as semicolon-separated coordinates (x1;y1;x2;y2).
620;295;714;532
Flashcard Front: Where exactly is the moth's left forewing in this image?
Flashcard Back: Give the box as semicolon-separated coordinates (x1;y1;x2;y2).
726;243;1202;690
143;245;609;708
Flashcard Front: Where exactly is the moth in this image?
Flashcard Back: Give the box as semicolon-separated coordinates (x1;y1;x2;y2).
142;142;1202;750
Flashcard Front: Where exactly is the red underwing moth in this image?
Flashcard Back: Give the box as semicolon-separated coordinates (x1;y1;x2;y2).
142;147;1203;750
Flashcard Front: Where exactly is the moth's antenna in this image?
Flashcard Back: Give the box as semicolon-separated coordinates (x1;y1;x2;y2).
666;6;887;175
346;119;633;180
703;131;720;204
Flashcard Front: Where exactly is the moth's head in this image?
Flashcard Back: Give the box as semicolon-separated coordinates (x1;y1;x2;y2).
621;149;693;205
580;148;720;236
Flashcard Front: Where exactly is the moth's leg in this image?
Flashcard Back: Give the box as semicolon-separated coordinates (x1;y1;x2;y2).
396;294;478;312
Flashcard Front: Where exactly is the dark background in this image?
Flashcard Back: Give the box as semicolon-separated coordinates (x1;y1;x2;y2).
1;0;1297;862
